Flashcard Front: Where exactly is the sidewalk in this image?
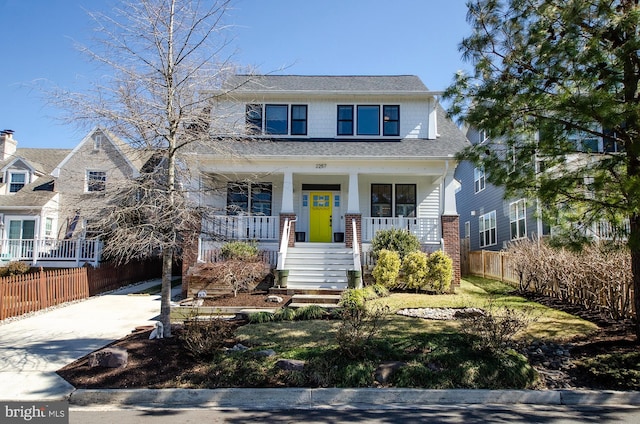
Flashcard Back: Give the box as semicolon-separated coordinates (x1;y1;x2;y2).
0;279;173;401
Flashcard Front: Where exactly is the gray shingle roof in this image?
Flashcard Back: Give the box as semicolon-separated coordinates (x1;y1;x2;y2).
13;148;71;174
0;177;57;208
224;75;432;94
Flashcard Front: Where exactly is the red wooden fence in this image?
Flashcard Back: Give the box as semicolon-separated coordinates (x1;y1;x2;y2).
0;259;162;321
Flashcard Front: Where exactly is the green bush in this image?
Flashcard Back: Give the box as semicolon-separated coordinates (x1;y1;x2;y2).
339;288;367;310
427;250;453;294
372;249;401;288
402;251;429;292
295;304;330;320
248;311;274;324
370;283;390;298
220;241;258;260
371;228;421;260
272;307;297;321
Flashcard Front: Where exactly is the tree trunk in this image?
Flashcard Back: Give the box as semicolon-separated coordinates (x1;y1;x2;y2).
160;247;173;337
629;215;640;340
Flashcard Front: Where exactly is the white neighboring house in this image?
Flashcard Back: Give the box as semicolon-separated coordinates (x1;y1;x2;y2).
0;128;144;267
185;75;469;290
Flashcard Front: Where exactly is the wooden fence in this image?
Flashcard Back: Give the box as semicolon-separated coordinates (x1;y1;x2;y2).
0;259;162;321
462;246;635;319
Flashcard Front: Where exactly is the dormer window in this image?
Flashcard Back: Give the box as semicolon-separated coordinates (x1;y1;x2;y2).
338;104;400;137
9;172;27;193
245;104;307;136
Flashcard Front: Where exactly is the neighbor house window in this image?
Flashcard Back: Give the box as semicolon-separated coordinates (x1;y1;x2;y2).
265;105;288;135
227;182;272;215
383;105;400;136
337;105;354;135
509;199;526;239
86;171;106;192
290;105;307;135
474;167;486;193
395;184;416;217
9;172;26;193
45;217;53;238
8;220;35;240
357;105;380;135
92;131;105;150
479;210;497;247
371;184;392;217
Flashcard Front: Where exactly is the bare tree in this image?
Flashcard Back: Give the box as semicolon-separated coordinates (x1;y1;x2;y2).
51;0;244;336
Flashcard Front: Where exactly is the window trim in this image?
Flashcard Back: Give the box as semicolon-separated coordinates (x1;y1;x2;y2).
290;104;308;136
383;105;400;136
9;171;27;193
479;210;497;248
371;183;392;217
394;183;416;217
227;182;273;216
86;170;106;192
337;105;354;136
264;104;289;135
509;199;527;240
474;167;486;193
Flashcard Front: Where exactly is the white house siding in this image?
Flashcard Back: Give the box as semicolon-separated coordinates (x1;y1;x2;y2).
214;97;435;140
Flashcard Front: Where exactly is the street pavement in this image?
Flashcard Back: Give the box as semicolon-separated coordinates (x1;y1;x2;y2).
1;279;639;411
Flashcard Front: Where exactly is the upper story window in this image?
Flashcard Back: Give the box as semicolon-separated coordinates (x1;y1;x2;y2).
9;172;27;193
383;105;400;136
245;104;307;136
92;132;105;150
87;170;106;192
337;105;354;135
474;167;486;193
509;199;526;239
338;104;400;137
291;105;307;135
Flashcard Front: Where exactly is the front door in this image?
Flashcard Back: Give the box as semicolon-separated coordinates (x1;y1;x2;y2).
309;192;332;242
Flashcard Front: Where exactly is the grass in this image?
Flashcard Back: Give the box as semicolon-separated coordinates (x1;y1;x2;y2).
219;277;599;389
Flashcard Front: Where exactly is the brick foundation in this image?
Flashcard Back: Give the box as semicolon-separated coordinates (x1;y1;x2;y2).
442;214;461;287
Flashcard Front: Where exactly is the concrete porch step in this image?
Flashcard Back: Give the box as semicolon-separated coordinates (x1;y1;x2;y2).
291;294;342;304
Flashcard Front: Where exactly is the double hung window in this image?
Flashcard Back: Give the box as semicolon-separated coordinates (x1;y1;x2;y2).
227;182;272;215
9;172;26;193
479;211;497;247
245;104;307;136
87;171;106;192
509;199;526;240
371;183;416;217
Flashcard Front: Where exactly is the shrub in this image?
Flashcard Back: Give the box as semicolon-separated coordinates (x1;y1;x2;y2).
402;251;429;292
0;261;30;277
295;304;329;320
427;250;453;294
371;228;420;260
372;249;401;288
339;288;367;310
370;283;390;298
179;318;236;359
335;298;389;359
248;311;274;324
220;241;258;260
272;307;297;321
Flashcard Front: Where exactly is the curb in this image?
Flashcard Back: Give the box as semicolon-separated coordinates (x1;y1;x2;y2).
68;388;640;409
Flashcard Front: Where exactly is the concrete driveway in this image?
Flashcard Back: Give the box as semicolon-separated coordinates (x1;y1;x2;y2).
0;279;175;400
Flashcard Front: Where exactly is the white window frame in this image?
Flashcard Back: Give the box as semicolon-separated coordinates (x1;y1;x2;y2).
474;167;486;193
479;210;497;248
86;170;107;192
45;217;54;238
509;199;527;240
9;171;28;193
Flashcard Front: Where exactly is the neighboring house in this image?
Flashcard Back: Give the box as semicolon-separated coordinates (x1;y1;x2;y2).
455;125;623;253
454;127;548;252
0;128;145;266
184;75;469;289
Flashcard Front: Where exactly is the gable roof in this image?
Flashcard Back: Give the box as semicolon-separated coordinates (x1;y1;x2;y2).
0;148;70;175
0;177;58;208
223;75;439;97
52;127;142;178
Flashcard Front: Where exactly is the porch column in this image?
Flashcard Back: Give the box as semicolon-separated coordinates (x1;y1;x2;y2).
442;215;461;287
279;213;296;248
281;171;294;213
345;213;362;252
347;172;360;213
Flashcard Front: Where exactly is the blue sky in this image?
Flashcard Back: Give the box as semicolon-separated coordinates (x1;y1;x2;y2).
0;0;472;149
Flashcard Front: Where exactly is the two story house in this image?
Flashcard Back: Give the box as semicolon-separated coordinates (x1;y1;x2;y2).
184;75;469;290
0;128;145;266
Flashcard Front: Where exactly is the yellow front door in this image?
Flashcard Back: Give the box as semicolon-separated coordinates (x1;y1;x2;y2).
309;192;332;242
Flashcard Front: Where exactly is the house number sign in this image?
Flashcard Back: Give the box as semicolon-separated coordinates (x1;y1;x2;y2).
315;163;327;169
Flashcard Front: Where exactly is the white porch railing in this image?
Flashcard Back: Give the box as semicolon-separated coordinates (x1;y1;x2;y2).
362;217;440;243
0;238;103;267
351;218;363;288
202;215;279;241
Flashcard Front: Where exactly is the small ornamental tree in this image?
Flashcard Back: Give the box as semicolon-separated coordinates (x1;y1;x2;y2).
372;249;401;289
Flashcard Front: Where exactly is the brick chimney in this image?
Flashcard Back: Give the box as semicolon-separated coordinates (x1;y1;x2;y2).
0;129;17;160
